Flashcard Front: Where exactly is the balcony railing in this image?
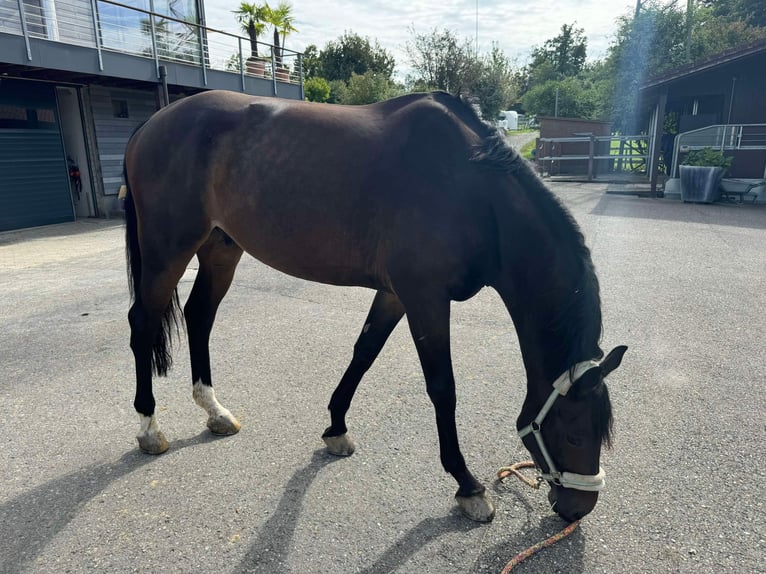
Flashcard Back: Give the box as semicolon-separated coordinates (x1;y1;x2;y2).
671;124;766;178
1;0;303;89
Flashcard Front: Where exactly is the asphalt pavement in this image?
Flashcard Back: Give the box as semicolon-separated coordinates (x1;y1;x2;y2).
1;184;764;573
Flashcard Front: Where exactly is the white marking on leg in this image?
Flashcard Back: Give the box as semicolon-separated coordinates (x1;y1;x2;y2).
136;414;169;454
193;382;241;435
138;413;160;436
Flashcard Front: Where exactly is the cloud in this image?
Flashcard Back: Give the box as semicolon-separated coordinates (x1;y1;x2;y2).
203;0;636;75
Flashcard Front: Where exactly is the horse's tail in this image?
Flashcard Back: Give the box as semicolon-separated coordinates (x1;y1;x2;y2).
124;157;182;377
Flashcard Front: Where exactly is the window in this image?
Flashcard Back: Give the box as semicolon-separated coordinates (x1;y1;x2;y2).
0;104;57;129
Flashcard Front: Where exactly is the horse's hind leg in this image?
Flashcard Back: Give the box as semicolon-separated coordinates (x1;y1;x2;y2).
322;290;404;456
130;247;199;454
184;229;244;435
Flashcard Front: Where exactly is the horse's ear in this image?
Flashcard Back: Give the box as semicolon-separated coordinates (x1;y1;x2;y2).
601;345;628;377
577;366;602;392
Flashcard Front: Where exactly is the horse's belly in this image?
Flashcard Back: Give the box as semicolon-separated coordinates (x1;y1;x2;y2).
222;220;383;289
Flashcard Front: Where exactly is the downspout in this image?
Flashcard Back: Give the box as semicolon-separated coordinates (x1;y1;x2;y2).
727;76;737;124
158;65;169;108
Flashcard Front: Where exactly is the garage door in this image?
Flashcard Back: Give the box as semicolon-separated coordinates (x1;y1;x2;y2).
0;81;73;232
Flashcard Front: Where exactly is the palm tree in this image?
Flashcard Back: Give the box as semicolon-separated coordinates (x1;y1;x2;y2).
267;1;297;64
233;2;268;59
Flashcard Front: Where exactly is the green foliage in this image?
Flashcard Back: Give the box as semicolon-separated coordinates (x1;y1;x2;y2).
327;79;348;104
473;43;518;120
304;76;331;102
405;28;481;95
266;1;297;63
528;23;588;83
233;2;269;58
700;0;766;27
604;0;766;132
224;52;242;72
301;44;321;78
522;77;596;119
682;147;733;168
341;71;398;105
317;32;395;83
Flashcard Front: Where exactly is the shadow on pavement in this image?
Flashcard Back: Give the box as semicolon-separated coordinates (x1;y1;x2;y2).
590;194;766;230
0;431;222;573
234;449;342;574
475;514;586;573
0;219;123;247
355;512;483;574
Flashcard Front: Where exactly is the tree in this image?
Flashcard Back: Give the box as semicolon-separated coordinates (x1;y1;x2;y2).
301;44;321;78
304;76;331;102
406;28;481;95
522;77;595;119
233;2;269;58
317;32;396;83
267;1;297;64
341;71;398;105
700;0;766;27
603;0;766;131
472;44;518;120
528;23;588;84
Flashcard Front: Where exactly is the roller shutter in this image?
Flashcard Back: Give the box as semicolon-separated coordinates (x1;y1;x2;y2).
0;81;73;232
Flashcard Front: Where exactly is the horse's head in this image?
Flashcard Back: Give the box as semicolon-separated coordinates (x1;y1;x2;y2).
518;345;627;522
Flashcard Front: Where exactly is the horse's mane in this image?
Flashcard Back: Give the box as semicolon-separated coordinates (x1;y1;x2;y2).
449;98;612;445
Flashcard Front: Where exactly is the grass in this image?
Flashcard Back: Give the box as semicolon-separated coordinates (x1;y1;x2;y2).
519;139;537;160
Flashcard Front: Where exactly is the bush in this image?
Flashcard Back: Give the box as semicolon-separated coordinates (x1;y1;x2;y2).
305;77;331;102
682;147;733;170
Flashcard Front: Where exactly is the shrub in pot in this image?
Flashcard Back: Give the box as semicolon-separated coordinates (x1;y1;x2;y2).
679;148;733;203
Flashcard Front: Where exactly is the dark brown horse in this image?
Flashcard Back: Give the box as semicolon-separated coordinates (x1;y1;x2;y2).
124;90;626;523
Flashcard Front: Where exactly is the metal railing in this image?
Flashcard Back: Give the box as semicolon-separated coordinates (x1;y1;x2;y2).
1;0;303;89
670;124;766;178
536;135;651;180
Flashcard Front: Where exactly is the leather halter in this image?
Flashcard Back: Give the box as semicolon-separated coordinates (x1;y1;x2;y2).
517;360;606;492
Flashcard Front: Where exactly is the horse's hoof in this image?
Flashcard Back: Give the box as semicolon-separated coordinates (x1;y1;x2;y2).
323;433;355;456
207;412;241;435
137;430;170;455
456;490;495;522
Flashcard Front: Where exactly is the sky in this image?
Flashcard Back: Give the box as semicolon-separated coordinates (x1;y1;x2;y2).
202;0;642;76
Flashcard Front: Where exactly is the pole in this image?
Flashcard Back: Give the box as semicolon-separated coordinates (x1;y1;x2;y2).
554;88;559;117
475;0;479;56
634;0;641;19
686;0;694;62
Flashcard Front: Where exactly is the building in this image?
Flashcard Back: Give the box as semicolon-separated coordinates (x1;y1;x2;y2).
0;0;303;231
639;38;766;198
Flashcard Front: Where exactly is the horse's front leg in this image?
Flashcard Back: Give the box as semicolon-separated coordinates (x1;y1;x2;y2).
403;295;495;523
323;290;405;456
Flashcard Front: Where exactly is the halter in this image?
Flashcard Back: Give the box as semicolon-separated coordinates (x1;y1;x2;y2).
517;360;606;492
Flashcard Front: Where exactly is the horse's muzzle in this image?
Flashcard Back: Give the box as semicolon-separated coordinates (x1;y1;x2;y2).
548;484;599;522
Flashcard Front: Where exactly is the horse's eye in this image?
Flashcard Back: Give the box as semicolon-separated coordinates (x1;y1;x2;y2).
565;433;583;447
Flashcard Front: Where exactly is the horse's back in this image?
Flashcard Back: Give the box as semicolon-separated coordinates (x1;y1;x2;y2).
125;90;498;290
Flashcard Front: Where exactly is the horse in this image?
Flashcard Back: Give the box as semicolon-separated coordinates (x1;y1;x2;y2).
123;89;627;523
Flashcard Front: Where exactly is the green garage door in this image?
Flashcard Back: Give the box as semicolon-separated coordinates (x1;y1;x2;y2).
0;81;73;232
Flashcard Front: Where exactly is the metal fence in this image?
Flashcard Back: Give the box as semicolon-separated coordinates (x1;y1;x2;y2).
2;0;303;88
670;124;766;178
536;135;651;180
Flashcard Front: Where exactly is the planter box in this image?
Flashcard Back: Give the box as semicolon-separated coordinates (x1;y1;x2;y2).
679;165;725;203
245;58;267;77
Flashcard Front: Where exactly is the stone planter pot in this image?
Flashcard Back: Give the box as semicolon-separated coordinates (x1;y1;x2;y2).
275;66;290;82
679;165;725;203
245;57;267;77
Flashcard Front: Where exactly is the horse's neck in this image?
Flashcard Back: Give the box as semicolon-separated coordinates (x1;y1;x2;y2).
490;176;601;394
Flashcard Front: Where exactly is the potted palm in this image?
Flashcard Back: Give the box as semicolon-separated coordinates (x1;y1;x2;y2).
679;147;733;203
234;2;269;77
267;1;297;82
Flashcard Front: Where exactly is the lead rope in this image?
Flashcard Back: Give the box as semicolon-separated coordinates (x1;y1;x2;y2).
496;461;581;573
